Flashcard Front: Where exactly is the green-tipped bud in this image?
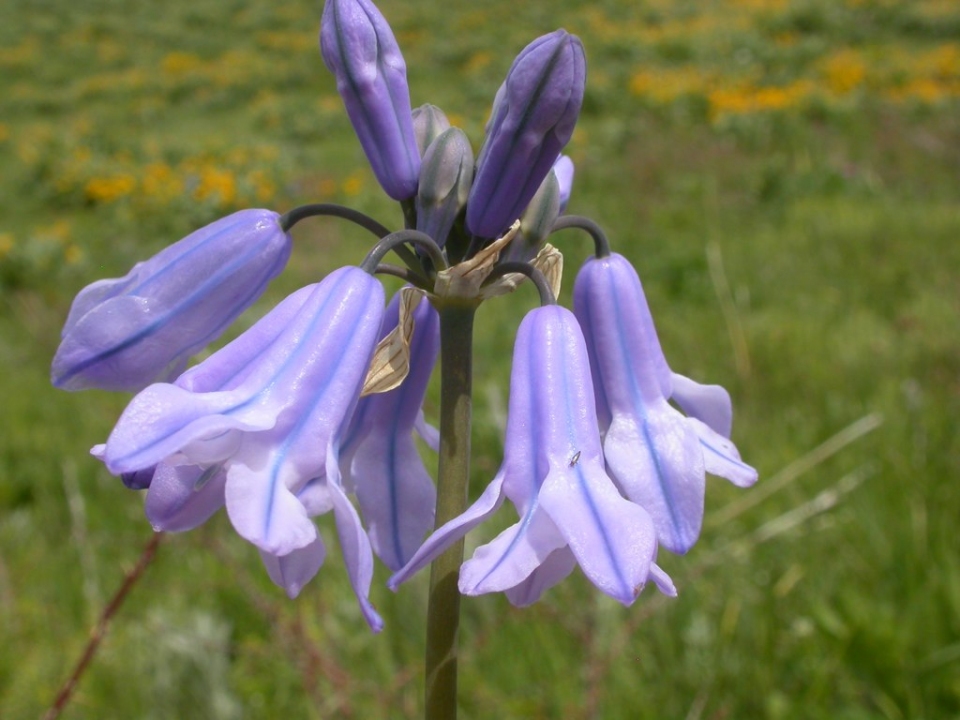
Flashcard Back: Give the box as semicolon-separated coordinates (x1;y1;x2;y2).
506;170;560;262
412;104;452;156
416;128;474;247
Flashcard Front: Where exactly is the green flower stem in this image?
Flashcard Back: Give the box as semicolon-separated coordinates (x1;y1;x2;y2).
425;300;478;720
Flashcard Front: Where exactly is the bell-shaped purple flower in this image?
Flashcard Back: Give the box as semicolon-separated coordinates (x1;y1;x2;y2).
51;209;291;393
391;305;674;607
320;0;420;201
340;290;439;571
573;253;758;555
466;30;585;239
97;267;386;629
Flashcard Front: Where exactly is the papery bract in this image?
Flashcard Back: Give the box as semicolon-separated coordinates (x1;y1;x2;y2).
52;209;291;392
573;253;758;555
98;267;386;629
340;291;439;571
391;305;674;606
321;0;420;201
466;30;585;239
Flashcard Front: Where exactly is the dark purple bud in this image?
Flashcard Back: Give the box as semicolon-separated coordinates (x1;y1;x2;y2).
320;0;421;201
466;30;585;239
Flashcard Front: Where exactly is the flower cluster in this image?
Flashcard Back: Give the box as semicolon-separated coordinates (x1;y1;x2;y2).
53;0;755;630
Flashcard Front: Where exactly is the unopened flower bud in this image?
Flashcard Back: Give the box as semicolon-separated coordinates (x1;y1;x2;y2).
466;30;585;239
552;155;575;212
52;210;292;392
412;104;451;156
416;128;475;245
320;0;420;201
506;170;560;262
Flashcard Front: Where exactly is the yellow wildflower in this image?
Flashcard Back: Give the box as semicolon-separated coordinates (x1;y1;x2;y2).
85;174;137;204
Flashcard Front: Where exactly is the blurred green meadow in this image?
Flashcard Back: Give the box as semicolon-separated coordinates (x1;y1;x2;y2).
2;0;959;717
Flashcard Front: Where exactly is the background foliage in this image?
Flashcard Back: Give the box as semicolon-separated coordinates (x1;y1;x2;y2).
1;0;958;717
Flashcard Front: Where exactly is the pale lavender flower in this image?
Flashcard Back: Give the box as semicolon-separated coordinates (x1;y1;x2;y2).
391;305;675;607
340;291;440;571
97;267;386;629
467;30;586;239
52;209;291;392
321;0;420;201
573;253;757;555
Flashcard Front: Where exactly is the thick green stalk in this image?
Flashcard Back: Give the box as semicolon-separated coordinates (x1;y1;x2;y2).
425;301;477;720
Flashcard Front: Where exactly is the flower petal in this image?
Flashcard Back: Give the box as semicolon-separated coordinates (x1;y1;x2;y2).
260;536;327;599
328;478;383;632
388;473;506;590
538;465;658;605
687;417;758;488
225;446;319;556
340;291;439;570
414;411;440;452
459;504;566;595
145;462;226;532
503;547;577;607
603;402;706;555
103;384;272;473
649;562;678;597
670;372;733;438
351;432;436;571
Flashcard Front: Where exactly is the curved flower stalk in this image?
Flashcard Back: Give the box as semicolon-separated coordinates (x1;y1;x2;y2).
573;253;758;555
467;30;586;239
391;305;675;607
321;0;421;201
97;267;386;629
51;209;291;392
340;290;440;571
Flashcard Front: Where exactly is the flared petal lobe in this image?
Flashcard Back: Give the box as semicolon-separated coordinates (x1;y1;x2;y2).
466;30;585;239
98;267;386;628
321;0;420;201
52;209;292;392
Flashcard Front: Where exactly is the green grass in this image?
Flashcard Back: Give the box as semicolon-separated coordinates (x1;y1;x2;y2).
2;0;959;718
